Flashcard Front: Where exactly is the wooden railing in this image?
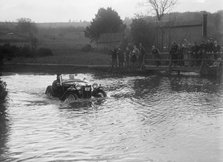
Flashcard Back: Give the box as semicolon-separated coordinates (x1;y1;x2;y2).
145;52;223;67
143;52;223;76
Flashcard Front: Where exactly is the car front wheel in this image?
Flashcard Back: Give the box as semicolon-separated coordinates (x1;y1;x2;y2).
92;89;106;98
45;86;53;97
62;92;78;103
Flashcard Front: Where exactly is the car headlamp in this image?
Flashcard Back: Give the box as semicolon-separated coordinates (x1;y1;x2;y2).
76;85;81;90
92;83;98;89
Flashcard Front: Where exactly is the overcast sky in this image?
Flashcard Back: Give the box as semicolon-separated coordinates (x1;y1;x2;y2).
0;0;222;22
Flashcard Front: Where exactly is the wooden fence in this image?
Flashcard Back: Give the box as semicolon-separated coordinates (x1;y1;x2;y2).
144;52;223;76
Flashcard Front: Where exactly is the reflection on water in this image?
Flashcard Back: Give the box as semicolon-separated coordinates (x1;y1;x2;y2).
0;73;223;162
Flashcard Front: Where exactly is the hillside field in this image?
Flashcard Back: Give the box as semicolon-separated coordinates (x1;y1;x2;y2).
4;25;111;65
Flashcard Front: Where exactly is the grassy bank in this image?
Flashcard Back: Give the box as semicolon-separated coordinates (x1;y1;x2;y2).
3;63;155;76
2;24;112;66
6;49;111;65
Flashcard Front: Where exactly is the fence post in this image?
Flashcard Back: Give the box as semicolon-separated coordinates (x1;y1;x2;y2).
202;13;208;39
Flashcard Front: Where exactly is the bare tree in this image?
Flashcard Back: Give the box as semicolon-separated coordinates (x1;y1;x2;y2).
145;0;177;21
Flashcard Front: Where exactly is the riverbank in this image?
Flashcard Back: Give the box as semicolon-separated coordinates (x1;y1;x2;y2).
3;63;109;74
6;49;111;65
2;49;114;74
2;63;156;76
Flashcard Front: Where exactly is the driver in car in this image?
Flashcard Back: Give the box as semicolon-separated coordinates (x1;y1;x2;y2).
52;74;62;96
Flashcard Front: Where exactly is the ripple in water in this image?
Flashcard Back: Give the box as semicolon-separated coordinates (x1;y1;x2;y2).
0;73;223;162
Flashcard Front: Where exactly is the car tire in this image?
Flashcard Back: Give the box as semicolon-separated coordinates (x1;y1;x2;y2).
93;90;107;98
45;86;53;97
62;92;78;102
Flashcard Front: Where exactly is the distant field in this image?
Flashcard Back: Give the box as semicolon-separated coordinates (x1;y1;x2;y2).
5;26;113;66
37;29;91;48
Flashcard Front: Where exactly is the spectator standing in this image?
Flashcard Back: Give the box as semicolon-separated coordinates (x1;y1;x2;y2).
151;45;161;66
213;40;221;59
200;40;209;65
182;43;189;66
125;46;131;68
191;42;200;66
118;48;124;68
169;42;178;66
131;45;139;68
139;43;146;69
111;48;118;69
206;39;214;53
177;44;184;66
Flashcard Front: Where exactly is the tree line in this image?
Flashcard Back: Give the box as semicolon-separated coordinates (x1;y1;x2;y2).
85;3;223;50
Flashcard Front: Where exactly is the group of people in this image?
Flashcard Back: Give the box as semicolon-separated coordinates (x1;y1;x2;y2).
110;43;146;70
110;39;222;69
169;39;222;67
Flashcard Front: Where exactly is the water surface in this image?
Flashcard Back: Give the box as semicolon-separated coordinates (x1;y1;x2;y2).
0;73;223;162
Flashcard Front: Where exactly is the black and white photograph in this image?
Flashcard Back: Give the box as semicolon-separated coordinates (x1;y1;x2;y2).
0;0;223;161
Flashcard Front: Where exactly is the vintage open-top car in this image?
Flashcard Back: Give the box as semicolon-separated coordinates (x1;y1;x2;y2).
45;74;106;102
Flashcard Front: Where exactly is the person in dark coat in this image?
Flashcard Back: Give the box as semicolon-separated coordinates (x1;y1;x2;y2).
117;48;124;68
177;44;184;66
213;40;221;59
111;48;118;68
125;46;131;68
169;42;178;66
191;42;200;66
131;45;139;68
152;45;161;66
138;43;146;69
